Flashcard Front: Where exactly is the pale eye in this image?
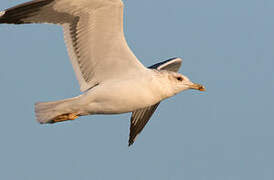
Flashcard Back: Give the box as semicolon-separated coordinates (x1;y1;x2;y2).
176;77;183;81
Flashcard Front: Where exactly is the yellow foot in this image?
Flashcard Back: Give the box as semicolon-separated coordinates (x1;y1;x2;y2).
52;113;79;123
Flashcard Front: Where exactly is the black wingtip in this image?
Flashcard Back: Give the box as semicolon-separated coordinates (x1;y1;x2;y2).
0;0;54;24
0;8;30;24
0;11;6;23
128;140;134;147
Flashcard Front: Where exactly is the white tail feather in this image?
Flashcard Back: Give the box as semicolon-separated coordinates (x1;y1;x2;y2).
35;97;79;124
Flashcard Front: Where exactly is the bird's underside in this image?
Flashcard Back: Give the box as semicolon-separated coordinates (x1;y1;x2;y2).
0;0;185;146
40;57;182;146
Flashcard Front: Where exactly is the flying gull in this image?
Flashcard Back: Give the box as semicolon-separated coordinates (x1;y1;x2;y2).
0;0;205;146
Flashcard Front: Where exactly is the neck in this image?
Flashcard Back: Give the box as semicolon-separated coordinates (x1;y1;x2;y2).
149;70;175;100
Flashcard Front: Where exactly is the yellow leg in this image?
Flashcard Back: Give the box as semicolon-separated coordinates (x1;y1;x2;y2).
52;113;79;123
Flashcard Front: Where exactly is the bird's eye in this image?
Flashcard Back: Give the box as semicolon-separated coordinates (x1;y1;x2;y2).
176;77;183;81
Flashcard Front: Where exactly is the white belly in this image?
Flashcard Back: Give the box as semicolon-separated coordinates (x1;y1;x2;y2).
78;79;164;115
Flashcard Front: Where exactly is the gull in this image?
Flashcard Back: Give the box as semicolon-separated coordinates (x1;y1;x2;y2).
0;0;205;146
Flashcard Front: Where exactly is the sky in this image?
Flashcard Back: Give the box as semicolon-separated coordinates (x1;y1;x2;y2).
0;0;274;179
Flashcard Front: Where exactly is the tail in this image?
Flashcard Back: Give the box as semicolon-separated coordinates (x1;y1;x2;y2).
35;97;79;124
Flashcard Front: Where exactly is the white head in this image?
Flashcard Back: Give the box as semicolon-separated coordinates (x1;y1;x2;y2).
158;70;205;97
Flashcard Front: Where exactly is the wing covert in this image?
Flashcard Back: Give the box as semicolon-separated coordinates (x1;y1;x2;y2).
62;1;146;91
0;0;146;92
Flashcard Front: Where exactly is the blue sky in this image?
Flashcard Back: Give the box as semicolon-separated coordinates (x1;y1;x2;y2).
0;0;274;179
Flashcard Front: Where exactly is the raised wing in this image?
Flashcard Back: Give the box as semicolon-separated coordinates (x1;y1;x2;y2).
0;0;145;91
128;57;182;146
148;57;182;72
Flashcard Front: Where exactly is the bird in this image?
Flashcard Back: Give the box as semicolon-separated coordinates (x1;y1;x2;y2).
0;0;205;146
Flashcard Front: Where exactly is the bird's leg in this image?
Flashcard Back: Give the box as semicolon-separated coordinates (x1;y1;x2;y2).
51;113;79;123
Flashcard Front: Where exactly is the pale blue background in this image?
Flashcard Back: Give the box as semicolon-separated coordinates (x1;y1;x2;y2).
0;0;274;179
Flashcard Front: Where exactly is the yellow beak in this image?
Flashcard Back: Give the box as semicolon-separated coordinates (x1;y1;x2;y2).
189;83;206;91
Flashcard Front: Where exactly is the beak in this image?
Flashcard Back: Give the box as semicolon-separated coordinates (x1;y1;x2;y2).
189;83;206;91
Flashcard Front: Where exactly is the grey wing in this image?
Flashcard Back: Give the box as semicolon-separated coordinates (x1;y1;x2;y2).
129;103;160;146
0;0;146;92
128;57;183;146
61;2;146;91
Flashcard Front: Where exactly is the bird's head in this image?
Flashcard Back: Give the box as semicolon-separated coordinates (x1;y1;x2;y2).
166;71;205;95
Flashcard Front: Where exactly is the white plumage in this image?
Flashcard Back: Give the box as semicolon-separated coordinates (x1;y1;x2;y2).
0;0;205;146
